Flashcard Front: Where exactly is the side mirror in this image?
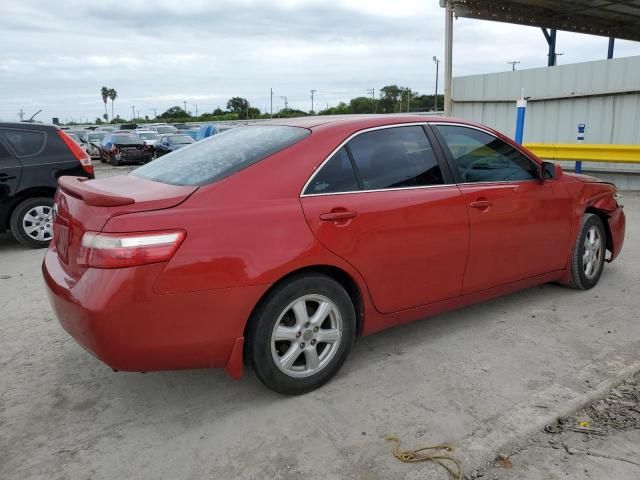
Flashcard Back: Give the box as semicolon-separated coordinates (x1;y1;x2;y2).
542;161;562;180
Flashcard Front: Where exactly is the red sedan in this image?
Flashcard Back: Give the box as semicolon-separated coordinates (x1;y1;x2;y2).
43;116;625;394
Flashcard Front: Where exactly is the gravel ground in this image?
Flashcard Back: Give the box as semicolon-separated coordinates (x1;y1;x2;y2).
475;373;640;479
0;170;638;480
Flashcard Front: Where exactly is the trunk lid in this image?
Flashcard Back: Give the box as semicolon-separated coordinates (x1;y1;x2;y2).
53;175;197;279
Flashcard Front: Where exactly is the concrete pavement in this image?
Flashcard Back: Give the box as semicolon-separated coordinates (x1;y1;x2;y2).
1;184;638;479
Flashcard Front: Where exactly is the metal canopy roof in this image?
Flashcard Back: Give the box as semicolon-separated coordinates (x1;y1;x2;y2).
449;0;640;42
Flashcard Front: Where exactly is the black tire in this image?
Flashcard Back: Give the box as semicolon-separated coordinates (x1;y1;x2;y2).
112;155;121;166
10;197;55;249
247;274;356;395
564;213;606;290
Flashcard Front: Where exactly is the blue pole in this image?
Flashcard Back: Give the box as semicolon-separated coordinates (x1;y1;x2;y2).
576;123;585;173
515;98;526;144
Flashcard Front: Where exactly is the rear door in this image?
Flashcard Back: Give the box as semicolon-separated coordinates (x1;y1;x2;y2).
300;124;469;314
432;123;572;294
0;136;22;198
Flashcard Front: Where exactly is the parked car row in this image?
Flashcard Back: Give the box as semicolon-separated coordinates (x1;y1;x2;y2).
63;122;219;166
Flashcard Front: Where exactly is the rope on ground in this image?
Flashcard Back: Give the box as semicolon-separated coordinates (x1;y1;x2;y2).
384;434;463;480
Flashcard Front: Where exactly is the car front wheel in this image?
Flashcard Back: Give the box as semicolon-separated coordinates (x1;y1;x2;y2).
564;213;606;290
10;197;55;248
247;274;356;395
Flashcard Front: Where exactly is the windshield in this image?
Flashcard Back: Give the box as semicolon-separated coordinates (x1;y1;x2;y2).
134;126;310;186
167;135;194;144
87;133;105;142
138;132;159;140
155;126;178;134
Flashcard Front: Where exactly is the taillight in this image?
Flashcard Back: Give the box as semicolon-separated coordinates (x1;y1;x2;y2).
77;230;185;268
57;130;93;175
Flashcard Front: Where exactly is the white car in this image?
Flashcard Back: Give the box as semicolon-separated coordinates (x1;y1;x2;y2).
147;125;178;134
136;130;161;148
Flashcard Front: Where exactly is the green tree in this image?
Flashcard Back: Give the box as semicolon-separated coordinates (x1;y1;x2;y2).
108;88;118;120
159;106;189;119
100;86;109;121
226;97;249;115
349;96;373;114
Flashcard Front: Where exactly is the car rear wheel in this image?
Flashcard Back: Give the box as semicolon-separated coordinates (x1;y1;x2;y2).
564;213;606;290
247;274;356;395
10;197;55;248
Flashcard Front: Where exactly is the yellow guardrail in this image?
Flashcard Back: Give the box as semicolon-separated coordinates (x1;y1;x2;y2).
524;143;640;164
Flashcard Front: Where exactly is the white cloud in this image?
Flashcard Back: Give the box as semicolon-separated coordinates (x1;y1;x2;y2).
0;0;639;122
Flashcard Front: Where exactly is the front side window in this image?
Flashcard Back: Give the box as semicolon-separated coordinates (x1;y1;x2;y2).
347;126;444;190
134;125;310;186
1;129;45;157
434;125;538;183
304;147;360;195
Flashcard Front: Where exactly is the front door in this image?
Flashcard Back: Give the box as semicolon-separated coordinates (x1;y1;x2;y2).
432;124;572;294
300;125;469;314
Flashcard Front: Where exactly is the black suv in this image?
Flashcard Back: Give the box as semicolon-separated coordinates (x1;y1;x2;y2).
0;122;94;248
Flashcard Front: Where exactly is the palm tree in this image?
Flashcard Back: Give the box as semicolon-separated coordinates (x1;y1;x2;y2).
108;88;118;121
100;86;109;121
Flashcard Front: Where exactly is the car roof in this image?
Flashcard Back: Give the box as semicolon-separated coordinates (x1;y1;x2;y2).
248;115;471;130
0;121;60;131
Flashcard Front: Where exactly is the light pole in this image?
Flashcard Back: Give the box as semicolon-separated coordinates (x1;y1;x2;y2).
310;89;316;114
507;60;520;71
131;105;135;120
432;56;440;111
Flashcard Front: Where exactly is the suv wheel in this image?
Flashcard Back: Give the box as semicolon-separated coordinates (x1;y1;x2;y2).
247;274;356;395
10;197;55;248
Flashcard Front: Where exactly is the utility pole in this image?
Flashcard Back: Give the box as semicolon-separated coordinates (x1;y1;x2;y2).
310;89;316;114
433;56;440;111
18;108;24;121
367;88;375;113
151;108;157;118
507;60;520;71
136;109;139;120
270;88;273;118
194;104;198;117
131;105;135;120
280;96;288;111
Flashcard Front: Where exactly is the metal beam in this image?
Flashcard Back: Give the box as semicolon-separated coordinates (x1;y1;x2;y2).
444;1;454;115
608;37;615;59
450;0;640;42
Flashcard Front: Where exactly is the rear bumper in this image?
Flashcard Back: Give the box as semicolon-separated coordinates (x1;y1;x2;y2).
607;206;626;262
42;248;268;372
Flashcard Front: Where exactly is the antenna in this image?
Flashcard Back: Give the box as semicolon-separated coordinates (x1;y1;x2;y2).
507;60;521;71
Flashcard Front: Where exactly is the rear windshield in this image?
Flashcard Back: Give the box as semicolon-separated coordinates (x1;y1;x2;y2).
113;135;143;144
133;125;310;186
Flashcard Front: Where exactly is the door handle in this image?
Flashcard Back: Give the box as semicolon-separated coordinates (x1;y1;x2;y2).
0;174;16;182
469;200;493;209
319;210;358;221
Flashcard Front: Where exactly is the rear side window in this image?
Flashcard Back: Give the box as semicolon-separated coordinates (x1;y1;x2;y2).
347;126;444;190
134;126;310;186
1;129;46;157
304;147;360;195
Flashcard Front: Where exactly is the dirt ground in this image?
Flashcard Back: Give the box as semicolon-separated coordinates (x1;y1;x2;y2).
0;167;638;479
476;372;640;480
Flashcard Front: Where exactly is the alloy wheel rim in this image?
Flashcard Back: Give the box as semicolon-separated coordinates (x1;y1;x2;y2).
582;226;603;279
22;205;53;242
271;294;343;378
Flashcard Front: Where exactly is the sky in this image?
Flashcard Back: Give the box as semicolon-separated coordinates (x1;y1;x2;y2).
1;0;640;123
